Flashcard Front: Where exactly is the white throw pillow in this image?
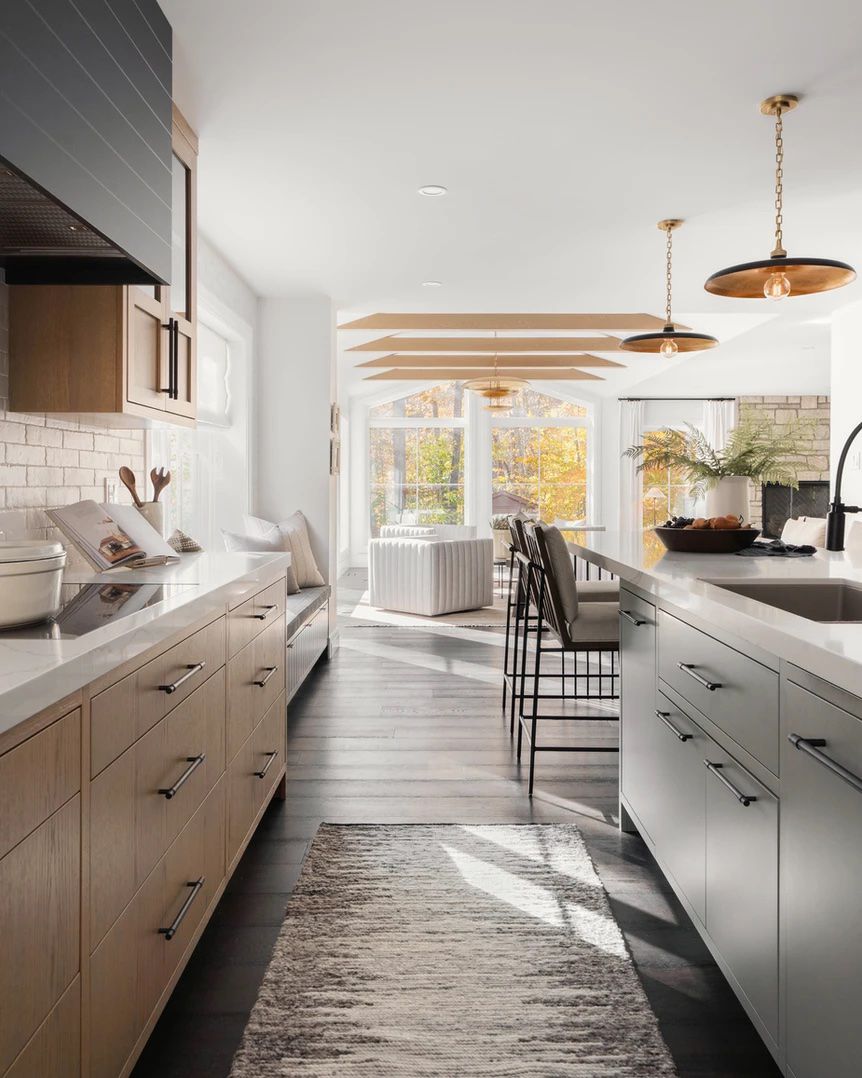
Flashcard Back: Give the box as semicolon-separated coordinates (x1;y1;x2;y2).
781;516;827;548
222;528;300;593
277;510;325;587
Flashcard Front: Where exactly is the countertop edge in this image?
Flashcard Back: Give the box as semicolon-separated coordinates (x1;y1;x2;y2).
0;552;292;745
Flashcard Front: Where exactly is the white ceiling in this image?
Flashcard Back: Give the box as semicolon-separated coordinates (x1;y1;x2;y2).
164;0;861;395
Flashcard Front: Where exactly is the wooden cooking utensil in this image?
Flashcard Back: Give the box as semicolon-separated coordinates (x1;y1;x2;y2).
118;466;144;508
150;467;171;502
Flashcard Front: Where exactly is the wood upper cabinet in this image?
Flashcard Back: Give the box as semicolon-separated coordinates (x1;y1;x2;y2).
8;106;198;428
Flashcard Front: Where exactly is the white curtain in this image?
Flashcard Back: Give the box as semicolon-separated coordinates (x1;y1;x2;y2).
702;399;736;453
619;400;645;533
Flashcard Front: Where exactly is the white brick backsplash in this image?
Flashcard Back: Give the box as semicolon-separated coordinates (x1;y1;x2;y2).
63;429;94;451
0;463;26;485
27;465;65;486
0;419;27;444
93;434;121;453
63;467;96;486
25;425;63;447
0;277;146;540
6;443;46;466
79;450;111;470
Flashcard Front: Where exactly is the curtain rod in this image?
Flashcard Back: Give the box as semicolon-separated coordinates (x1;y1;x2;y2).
618;396;735;402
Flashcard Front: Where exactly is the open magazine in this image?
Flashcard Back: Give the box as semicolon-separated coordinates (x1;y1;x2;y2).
48;500;180;572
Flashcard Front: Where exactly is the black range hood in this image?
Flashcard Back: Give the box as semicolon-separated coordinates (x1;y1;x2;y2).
0;0;173;286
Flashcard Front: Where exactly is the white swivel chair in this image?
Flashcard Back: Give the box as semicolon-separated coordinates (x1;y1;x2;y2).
379;524;478;541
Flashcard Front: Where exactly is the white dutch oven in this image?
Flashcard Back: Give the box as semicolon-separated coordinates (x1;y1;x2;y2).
0;540;67;629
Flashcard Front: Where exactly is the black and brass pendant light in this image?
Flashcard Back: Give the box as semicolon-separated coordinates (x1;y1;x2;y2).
620;220;718;356
705;95;856;299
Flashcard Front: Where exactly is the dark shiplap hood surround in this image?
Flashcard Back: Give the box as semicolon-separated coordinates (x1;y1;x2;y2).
0;0;172;285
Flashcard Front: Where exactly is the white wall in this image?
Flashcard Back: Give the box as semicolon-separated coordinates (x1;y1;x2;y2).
257;296;337;594
830;300;862;509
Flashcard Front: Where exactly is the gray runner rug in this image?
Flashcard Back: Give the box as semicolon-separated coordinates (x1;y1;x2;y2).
230;823;677;1077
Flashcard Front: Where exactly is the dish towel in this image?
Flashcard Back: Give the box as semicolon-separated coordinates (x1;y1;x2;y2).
735;539;816;558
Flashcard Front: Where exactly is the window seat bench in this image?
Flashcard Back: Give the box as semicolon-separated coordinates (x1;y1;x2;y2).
286;585;330;701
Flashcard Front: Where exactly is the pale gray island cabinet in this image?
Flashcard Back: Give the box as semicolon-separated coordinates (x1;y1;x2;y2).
572;533;862;1078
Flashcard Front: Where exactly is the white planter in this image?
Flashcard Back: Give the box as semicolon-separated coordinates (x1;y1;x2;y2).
705;476;751;523
492;529;510;561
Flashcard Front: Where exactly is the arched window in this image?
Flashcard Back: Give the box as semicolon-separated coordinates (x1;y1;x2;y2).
362;382;593;545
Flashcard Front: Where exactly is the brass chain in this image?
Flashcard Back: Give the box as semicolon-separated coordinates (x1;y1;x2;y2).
665;224;673;327
772;106;786;257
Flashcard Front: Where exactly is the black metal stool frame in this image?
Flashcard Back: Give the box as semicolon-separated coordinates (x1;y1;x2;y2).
514;550;619;798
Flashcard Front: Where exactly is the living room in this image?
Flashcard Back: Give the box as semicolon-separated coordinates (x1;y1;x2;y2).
1;3;861;1078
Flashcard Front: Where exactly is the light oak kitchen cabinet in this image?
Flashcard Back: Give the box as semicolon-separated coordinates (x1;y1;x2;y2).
0;566;287;1078
8;107;198;427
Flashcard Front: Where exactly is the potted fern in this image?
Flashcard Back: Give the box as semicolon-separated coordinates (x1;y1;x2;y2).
625;420;808;523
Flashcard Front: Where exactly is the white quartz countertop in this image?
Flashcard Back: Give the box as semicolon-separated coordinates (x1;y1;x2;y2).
567;531;862;698
0;551;291;739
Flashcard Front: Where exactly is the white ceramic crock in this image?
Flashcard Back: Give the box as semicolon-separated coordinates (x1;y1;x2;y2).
705;476;751;523
0;540;67;629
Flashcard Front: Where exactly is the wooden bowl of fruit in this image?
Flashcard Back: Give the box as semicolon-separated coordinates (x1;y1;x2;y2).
654;516;760;553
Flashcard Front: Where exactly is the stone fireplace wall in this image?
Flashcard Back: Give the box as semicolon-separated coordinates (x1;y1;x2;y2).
737;394;830;526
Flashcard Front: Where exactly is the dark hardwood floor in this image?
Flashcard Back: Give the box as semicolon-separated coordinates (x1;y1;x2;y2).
133;621;780;1078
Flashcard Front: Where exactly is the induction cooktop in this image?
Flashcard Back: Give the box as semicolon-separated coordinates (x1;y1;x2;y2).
0;581;197;640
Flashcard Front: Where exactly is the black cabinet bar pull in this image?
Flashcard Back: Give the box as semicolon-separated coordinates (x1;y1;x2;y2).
678;662;722;691
159;877;205;940
254;666;278;688
254;750;278;779
252;604;277;621
655;709;692;741
159;661;206;694
619;609;646;626
704;760;756;806
788;734;862;796
161;318;175;395
158;754;206;799
172;319;180;400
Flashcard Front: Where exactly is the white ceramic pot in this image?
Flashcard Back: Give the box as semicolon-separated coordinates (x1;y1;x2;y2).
137;501;165;537
0;540;66;629
492;529;510;560
705;476;751;523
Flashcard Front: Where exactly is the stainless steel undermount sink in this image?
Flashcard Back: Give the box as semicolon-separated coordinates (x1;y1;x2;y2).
703;579;862;623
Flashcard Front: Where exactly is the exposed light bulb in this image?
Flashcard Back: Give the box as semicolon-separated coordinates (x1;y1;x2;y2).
764;271;791;300
660;337;679;358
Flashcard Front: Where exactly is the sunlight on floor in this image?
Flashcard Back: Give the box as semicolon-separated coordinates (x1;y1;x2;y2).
461;824;603;887
440;841;627;957
341;634;501;685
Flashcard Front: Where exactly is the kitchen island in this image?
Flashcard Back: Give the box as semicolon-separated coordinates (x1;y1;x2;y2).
567;531;862;1078
0;552;292;1078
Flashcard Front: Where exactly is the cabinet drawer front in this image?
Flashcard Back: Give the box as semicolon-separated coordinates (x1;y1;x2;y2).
704;743;778;1041
633;694;707;923
4;976;80;1078
782;680;862;1078
228;578;286;658
252;692;286;810
659;611;778;772
227;615;285;761
0;797;80;1074
227;733;257;866
91;616;226;775
287;602;328;700
90;670;226;948
0;707;80;860
90;778;225;1078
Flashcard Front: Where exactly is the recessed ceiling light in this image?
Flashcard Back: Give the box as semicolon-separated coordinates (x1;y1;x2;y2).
422;280;443;287
418;185;447;197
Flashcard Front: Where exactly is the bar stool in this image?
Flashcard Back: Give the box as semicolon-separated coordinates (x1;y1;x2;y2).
516;522;620;798
502;516;618;737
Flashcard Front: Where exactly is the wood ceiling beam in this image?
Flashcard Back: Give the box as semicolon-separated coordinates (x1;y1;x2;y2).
339;312;670;331
349;335;622;352
363;368;604;381
356;353;625;369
